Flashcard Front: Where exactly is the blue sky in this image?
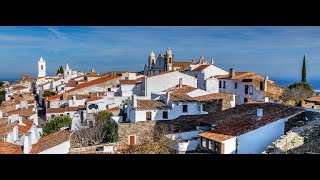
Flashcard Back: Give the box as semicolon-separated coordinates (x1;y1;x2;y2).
0;26;319;79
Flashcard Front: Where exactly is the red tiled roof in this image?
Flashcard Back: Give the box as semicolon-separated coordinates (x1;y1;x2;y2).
18;119;34;134
0;141;23;154
30;130;71;154
67;94;90;100
44;94;63;103
199;132;235;142
86;97;103;102
0;121;18;136
104;107;120;112
0;118;8;126
196;93;233;102
192;65;210;72
305;96;320;103
136;100;170;110
174;61;196;71
120;77;143;85
65;80;78;88
199;103;303;137
47;107;79;114
66;76;121;93
5;106;36;117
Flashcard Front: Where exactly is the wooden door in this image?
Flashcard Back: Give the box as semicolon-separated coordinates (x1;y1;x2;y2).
146;112;151;120
129;135;135;145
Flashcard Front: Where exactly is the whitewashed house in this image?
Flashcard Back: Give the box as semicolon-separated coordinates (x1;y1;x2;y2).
141;71;197;97
215;68;284;105
185;59;228;91
198;103;304;154
126;85;235;123
46;106;85;120
30;130;72;154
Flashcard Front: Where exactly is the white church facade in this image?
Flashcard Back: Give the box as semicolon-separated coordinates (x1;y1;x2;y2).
38;57;46;78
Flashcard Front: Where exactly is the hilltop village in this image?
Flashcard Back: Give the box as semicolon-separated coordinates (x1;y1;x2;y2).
1;49;319;154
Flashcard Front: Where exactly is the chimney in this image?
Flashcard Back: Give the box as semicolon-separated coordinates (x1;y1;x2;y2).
166;92;171;105
73;95;76;104
20;100;27;109
264;76;268;91
179;78;183;89
0;110;2;118
132;95;137;108
23;132;32;154
256;108;263;120
229;68;235;78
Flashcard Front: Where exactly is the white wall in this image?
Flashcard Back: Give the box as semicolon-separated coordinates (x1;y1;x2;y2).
222;137;237;154
167;130;201;153
236;113;301;154
46;111;76;121
143;71;197;96
206;78;219;93
38;141;70;154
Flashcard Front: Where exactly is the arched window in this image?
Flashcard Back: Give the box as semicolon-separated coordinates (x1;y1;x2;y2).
169;57;172;63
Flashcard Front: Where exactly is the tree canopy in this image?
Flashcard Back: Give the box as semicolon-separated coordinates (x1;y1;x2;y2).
56;65;64;75
282;82;314;105
42;116;72;136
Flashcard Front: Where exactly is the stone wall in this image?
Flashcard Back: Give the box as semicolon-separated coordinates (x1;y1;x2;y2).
285;111;319;132
203;95;233;113
118;115;206;145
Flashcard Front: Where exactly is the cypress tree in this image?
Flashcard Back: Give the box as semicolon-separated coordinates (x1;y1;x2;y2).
301;55;306;82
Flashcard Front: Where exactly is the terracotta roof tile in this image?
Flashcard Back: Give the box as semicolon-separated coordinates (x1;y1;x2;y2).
67;94;90;100
86;97;103;102
174;61;196;71
0;141;23;154
47;107;79;114
18;119;34;134
120;77;143;85
199;132;235;142
192;65;210;72
66;76;121;93
305;96;320;103
0;121;18;136
199;103;303;137
65;80;78;88
196;93;233;102
30;130;71;154
5;106;36;117
136;100;170;110
44;94;63;103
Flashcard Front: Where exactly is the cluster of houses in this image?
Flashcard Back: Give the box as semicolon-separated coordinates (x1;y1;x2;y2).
1;48;308;154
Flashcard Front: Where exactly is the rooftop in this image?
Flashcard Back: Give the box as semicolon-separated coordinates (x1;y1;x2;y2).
5;106;36;117
0;121;18;136
66;75;121;93
86;96;103;102
199;103;304;138
199;132;235;142
47;107;80;114
192;64;210;72
30;130;71;154
305;96;320;103
18;119;34;135
174;61;196;71
136;100;170;110
0;141;23;154
44;94;63;103
120;77;143;85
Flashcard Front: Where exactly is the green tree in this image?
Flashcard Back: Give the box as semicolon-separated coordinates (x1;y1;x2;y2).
302;55;306;82
0;90;5;104
56;65;64;75
43;91;56;98
42;116;72;136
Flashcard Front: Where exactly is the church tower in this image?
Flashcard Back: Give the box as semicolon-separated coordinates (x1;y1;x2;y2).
38;57;46;77
165;48;174;71
148;50;156;69
63;64;71;82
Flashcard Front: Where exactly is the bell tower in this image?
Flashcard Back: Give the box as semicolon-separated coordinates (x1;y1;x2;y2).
148;50;156;69
165;48;174;71
38;57;46;77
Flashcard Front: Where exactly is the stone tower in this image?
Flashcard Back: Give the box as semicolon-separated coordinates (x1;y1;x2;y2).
38;57;46;78
165;48;174;71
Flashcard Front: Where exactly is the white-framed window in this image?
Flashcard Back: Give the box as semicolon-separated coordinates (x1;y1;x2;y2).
249;85;253;95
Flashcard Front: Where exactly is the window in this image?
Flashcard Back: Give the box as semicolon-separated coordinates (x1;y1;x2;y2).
219;81;221;88
198;105;201;111
41;65;43;70
201;137;207;148
67;113;70;116
214;141;221;153
245;85;249;94
108;88;111;91
202;104;206;111
60;114;63;116
182;105;188;113
169;57;172;63
244;97;248;103
249;85;253;95
235;82;238;89
223;81;226;88
51;115;55;118
89;121;94;128
260;81;264;90
163;111;168;119
146;112;152;120
61;87;64;90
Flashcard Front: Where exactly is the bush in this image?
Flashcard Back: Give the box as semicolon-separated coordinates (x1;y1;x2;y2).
281;82;315;105
42;116;72;136
288;82;313;91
